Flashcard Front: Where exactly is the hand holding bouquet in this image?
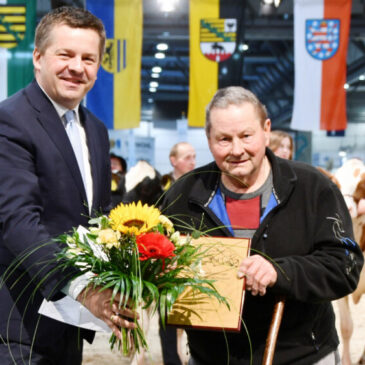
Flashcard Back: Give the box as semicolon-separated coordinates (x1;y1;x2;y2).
55;201;228;355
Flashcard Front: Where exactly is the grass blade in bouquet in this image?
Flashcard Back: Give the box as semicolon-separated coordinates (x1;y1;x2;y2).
54;201;229;357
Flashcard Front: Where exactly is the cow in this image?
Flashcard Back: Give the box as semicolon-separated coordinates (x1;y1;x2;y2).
334;158;365;218
333;159;365;365
123;160;164;207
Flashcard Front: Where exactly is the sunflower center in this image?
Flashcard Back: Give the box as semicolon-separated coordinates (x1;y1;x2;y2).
124;219;145;229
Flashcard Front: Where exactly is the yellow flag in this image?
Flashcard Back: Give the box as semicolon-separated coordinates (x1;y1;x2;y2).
86;0;142;129
114;0;142;129
188;0;219;127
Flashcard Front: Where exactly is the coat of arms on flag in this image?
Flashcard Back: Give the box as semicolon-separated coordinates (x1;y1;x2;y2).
101;38;126;73
0;4;26;49
306;19;340;61
200;18;237;63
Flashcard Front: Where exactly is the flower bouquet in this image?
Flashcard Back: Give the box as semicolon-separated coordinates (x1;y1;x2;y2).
55;201;228;355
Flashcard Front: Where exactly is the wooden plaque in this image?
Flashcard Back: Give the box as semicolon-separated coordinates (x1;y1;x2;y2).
167;236;250;331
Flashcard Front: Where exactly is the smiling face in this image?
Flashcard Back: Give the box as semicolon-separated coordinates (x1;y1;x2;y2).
207;103;271;192
33;23;100;109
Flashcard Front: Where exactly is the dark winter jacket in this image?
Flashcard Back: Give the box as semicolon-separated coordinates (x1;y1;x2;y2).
161;148;364;365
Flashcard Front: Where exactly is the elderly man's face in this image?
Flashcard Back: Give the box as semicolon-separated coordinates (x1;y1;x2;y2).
207;102;270;192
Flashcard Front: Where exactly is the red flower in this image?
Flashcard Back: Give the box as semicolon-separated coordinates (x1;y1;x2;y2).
136;232;175;261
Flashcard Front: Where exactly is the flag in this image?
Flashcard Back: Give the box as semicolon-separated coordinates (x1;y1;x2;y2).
188;0;238;127
291;0;351;133
0;0;36;102
86;0;142;129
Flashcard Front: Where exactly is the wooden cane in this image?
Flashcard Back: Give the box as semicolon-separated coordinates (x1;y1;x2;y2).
261;298;285;365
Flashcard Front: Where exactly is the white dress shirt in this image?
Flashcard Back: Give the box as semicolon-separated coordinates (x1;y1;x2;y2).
39;87;94;214
37;86;95;299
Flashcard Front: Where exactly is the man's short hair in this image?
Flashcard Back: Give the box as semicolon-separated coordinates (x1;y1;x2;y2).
205;86;268;136
169;142;191;158
35;6;106;62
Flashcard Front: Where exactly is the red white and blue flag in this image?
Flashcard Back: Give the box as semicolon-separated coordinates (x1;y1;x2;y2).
291;0;351;133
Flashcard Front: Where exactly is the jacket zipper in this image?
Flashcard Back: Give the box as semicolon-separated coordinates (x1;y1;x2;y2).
311;331;319;351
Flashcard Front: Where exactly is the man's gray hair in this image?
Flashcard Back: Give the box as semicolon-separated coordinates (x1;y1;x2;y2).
205;86;268;136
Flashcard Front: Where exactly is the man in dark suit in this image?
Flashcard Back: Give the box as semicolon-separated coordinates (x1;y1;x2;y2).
0;7;136;364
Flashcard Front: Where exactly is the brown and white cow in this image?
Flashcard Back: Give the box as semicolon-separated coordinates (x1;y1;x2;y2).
334;158;365;218
333;159;365;365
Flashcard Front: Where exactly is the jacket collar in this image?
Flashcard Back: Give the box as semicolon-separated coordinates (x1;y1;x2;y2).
24;80;88;207
266;147;297;205
188;148;297;209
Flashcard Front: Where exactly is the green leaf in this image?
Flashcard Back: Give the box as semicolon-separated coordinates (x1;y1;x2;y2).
142;281;159;308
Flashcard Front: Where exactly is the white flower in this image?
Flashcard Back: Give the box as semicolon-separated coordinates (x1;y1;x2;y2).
68;247;82;256
170;231;180;245
66;235;76;246
171;232;191;246
159;215;174;234
76;225;109;262
97;228;121;249
197;261;206;277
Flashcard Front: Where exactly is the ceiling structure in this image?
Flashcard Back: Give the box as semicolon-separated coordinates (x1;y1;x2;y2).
42;0;365;129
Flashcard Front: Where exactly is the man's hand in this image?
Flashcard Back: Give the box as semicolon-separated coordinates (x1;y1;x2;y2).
237;255;277;296
77;286;139;339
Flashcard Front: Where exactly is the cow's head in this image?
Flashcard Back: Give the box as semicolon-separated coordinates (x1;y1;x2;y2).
123;160;164;207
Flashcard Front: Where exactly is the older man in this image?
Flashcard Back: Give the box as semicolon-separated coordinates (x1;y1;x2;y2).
162;142;196;191
161;86;363;365
0;7;135;364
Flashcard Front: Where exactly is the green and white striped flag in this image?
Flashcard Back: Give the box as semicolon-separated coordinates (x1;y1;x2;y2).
0;0;36;102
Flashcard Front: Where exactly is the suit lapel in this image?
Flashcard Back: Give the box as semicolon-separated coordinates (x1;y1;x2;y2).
26;81;87;204
80;106;100;212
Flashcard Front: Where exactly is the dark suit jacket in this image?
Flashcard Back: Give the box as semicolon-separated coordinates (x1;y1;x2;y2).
0;80;111;347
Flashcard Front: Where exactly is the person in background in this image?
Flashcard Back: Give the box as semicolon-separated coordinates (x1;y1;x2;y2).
162;142;196;190
160;142;196;365
110;153;127;207
269;129;294;160
161;86;363;365
0;7;136;365
111;152;127;174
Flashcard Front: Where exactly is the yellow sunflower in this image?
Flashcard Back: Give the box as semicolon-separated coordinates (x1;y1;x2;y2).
109;201;161;235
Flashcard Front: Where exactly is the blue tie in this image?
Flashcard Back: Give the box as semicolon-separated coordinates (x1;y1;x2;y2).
64;110;86;186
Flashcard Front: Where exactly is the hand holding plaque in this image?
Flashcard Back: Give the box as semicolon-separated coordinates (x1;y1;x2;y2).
168;236;250;331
